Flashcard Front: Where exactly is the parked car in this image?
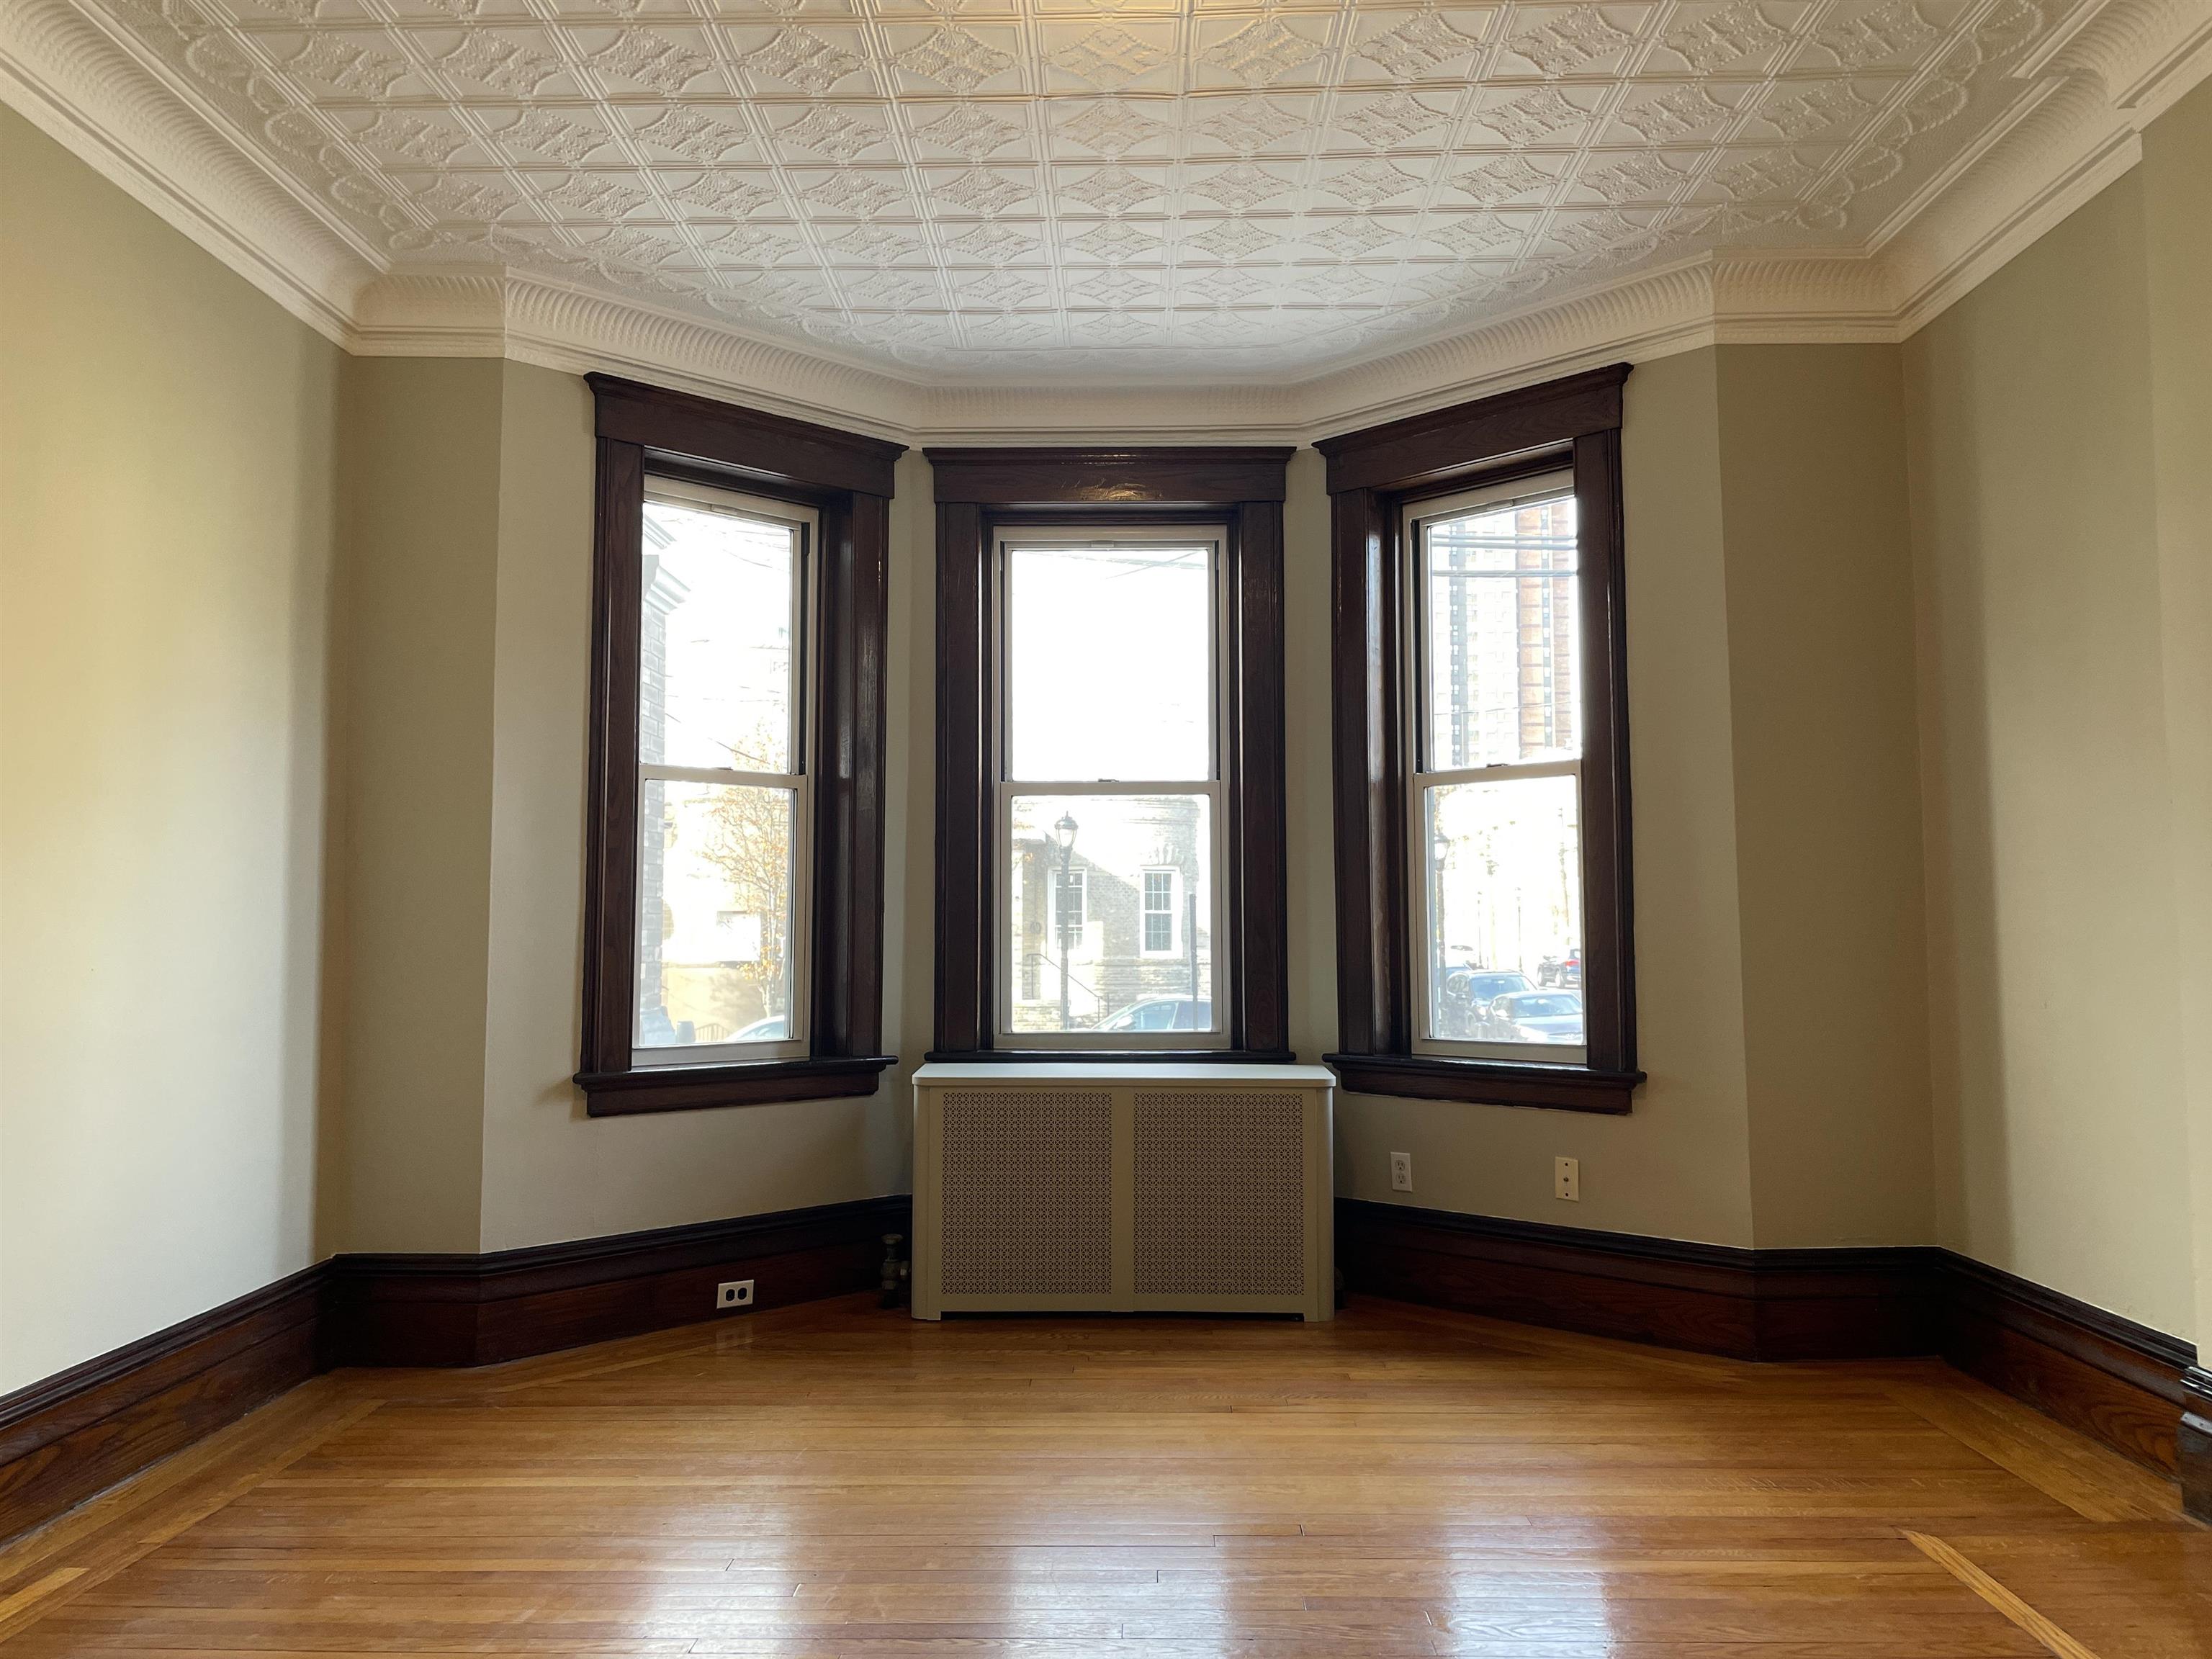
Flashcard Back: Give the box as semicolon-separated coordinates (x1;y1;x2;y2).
1096;997;1213;1033
731;1015;788;1041
1537;950;1583;989
1486;990;1584;1045
1437;968;1533;1038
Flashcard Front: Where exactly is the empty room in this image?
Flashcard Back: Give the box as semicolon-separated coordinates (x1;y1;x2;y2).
2;0;2209;1653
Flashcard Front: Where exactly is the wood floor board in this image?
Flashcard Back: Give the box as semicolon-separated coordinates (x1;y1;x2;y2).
0;1295;2196;1657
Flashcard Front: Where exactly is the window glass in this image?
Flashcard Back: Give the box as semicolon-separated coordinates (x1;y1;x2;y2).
1422;491;1579;770
1421;774;1583;1046
1004;543;1212;782
634;485;809;1057
1006;793;1213;1036
637;781;797;1049
642;496;798;775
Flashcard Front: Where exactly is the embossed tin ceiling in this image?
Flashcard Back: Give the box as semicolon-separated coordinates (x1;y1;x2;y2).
68;0;2094;379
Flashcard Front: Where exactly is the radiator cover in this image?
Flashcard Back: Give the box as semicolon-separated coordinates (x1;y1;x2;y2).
911;1063;1336;1321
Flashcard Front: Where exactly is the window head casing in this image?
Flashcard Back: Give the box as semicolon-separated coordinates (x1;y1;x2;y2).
1319;366;1641;1114
577;374;905;1116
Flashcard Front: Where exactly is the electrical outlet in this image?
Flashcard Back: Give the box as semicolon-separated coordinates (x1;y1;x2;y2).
1554;1157;1580;1202
1389;1151;1413;1192
716;1279;755;1310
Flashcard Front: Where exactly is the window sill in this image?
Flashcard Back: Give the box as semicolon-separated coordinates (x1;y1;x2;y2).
1323;1052;1643;1114
577;1055;896;1118
924;1048;1298;1066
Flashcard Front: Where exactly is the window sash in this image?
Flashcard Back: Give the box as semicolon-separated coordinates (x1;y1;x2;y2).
990;523;1231;1049
632;480;816;1066
1403;477;1589;1064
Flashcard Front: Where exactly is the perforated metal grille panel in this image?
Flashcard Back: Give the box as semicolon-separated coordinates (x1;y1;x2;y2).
1133;1090;1306;1298
940;1089;1113;1297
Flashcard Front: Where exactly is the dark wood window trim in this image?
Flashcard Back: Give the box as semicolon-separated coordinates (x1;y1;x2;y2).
577;374;906;1116
1317;366;1642;1113
925;447;1295;1063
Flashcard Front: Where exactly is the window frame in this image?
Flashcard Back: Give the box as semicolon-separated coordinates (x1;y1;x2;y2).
634;477;816;1067
926;447;1295;1062
992;521;1231;1051
577;374;905;1116
1318;366;1642;1113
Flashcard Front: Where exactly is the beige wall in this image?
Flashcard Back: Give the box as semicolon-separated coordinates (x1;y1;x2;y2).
2141;78;2212;1353
1715;346;1934;1246
469;366;910;1252
1318;351;1765;1246
1906;158;2198;1338
0;110;338;1388
328;360;917;1254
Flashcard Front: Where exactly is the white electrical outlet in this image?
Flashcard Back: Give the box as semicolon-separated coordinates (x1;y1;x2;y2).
716;1279;755;1310
1389;1151;1413;1192
1554;1157;1580;1202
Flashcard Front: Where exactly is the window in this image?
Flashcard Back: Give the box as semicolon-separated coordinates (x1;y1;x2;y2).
1318;367;1640;1112
1408;477;1583;1062
636;480;811;1064
999;528;1226;1047
927;446;1294;1059
1142;869;1179;956
577;374;905;1116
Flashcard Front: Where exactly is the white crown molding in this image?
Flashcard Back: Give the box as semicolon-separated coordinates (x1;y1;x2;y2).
6;0;2210;444
0;0;369;343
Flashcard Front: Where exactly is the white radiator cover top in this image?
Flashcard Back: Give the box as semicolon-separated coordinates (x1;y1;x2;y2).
910;1062;1336;1322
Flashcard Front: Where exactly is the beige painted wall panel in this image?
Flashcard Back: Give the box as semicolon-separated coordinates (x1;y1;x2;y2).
1318;351;1758;1246
2139;78;2212;1347
1906;169;2195;1339
472;368;907;1252
0;110;336;1387
1714;345;1934;1247
330;357;499;1252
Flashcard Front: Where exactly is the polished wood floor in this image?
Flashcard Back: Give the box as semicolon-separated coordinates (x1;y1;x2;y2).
0;1295;2203;1657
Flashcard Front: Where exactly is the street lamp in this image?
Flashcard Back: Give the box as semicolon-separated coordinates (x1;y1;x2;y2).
1054;811;1079;1030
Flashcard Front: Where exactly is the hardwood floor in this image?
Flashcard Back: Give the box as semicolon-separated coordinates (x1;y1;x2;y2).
0;1295;2202;1657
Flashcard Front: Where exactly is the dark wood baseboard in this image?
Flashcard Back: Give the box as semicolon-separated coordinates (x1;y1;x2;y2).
1336;1200;1936;1363
326;1196;910;1367
1338;1197;2202;1501
2181;1368;2211;1523
0;1196;909;1547
0;1267;323;1546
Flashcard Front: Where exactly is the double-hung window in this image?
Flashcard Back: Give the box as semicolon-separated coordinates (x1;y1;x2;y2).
634;480;812;1062
926;445;1294;1061
1319;366;1640;1112
1407;475;1585;1062
998;529;1226;1046
577;374;903;1116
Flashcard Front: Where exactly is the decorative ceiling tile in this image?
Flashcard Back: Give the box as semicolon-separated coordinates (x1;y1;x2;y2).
1503;4;1637;76
890;25;1017;91
1186;94;1307;153
1662;0;1794;70
1336;91;1452;149
775;104;886;161
68;0;2105;382
1183;217;1281;260
1355;7;1484;78
913;102;1028;160
745;27;867;93
1056;97;1169;156
1475;84;1592;145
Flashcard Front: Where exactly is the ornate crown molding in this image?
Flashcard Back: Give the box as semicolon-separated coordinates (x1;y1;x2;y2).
5;0;2208;444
